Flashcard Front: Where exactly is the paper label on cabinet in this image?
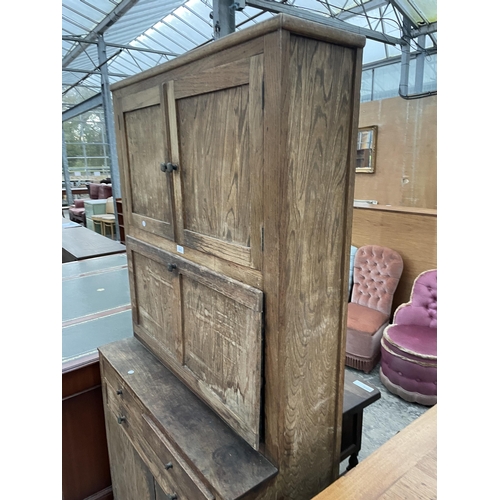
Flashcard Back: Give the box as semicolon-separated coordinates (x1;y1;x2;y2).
353;380;374;392
176;245;184;254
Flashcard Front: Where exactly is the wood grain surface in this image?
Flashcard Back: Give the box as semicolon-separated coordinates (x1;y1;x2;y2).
124;102;175;240
99;338;277;499
111;16;364;500
128;236;264;449
313;405;437;500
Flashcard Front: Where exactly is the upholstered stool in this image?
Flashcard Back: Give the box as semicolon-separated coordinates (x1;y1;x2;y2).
345;245;404;373
379;269;437;406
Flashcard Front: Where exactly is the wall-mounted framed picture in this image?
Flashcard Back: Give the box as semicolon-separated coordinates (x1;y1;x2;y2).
356;126;377;173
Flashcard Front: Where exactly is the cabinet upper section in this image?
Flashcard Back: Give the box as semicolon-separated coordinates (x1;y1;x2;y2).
113;16;364;274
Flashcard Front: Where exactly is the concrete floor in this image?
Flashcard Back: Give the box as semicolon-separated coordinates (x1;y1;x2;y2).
340;361;430;474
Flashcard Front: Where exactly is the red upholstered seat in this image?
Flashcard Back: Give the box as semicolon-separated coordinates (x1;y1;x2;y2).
380;269;437;406
68;198;85;224
68;183;113;224
345;245;403;373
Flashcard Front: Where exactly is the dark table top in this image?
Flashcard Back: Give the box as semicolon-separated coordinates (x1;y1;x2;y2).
62;254;133;370
62;217;125;261
343;370;381;414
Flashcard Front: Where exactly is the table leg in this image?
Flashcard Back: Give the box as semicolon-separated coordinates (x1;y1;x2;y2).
346;453;359;471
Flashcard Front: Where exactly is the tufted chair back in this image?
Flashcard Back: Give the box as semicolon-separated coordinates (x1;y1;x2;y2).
351;245;404;316
395;269;437;328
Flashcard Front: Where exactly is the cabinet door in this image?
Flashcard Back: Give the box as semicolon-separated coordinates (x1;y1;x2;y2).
128;236;264;449
104;404;156;500
117;86;175;241
165;55;264;269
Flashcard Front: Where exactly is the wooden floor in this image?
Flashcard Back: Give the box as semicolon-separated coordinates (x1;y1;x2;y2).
314;404;437;499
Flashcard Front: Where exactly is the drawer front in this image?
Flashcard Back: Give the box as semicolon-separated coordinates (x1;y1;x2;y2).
102;359;126;415
102;360;214;500
139;414;214;500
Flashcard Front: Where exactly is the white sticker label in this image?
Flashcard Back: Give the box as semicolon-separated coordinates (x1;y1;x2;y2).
176;245;184;254
353;380;374;392
142;221;146;227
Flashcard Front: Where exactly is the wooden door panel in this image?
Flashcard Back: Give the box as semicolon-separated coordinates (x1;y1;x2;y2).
178;85;252;248
182;274;260;422
127;236;263;449
130;251;182;364
122;101;175;240
104;405;156;500
166;55;264;269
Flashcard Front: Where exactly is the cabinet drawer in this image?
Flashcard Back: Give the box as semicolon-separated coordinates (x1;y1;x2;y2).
102;359;127;414
102;360;214;500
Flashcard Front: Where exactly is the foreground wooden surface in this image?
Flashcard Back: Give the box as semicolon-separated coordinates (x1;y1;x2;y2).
313;404;437;500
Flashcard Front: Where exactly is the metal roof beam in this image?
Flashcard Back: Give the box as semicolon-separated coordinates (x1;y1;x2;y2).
335;0;388;21
62;93;103;122
62;0;141;68
245;0;401;45
62;36;180;57
64;67;131;78
410;21;437;37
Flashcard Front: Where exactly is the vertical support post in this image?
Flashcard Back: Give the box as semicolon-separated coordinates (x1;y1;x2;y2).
399;15;411;98
414;34;426;93
212;0;235;40
62;128;74;207
97;34;121;239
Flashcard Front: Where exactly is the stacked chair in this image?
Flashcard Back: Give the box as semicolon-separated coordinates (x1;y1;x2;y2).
91;197;116;239
379;269;437;406
345;245;404;373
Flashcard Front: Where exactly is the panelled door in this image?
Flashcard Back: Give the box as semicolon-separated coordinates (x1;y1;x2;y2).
116;85;176;241
127;236;264;450
163;55;264;270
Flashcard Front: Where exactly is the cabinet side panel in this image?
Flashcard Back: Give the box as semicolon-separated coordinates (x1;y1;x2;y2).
278;36;358;498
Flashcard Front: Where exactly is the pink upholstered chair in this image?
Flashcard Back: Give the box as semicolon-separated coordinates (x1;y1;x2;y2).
345;245;404;373
68;198;85;224
380;269;437;406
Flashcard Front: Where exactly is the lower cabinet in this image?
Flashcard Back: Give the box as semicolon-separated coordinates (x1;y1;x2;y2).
99;338;277;500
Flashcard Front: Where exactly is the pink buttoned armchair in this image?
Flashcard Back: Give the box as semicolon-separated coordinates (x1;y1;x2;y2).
345;245;404;373
379;269;437;406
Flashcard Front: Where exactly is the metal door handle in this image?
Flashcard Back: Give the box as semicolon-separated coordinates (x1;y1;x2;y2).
160;162;178;173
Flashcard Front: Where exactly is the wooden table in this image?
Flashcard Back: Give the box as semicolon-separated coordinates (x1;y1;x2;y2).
62;217;125;262
314;404;437;499
62;254;133;500
342;371;381;470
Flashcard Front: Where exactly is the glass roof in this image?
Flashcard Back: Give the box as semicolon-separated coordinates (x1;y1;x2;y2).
62;0;437;110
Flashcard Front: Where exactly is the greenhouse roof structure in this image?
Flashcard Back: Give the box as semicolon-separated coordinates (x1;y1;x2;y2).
62;0;437;114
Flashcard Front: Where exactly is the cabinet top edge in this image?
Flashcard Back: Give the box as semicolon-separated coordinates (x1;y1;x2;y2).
111;13;365;92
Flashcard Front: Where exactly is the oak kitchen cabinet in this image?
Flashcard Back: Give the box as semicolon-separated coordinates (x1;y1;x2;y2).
102;13;365;500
